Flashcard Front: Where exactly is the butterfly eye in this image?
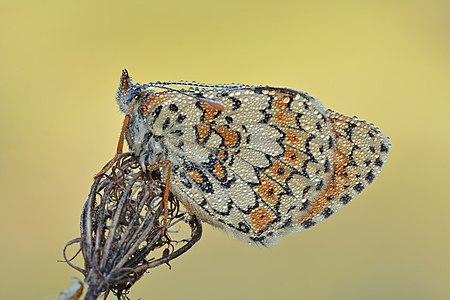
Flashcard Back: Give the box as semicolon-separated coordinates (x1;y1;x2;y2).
125;87;142;104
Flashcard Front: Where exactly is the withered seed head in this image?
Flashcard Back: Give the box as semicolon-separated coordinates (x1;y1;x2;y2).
63;153;202;299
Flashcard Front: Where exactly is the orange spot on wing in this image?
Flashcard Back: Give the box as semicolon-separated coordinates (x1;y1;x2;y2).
200;102;220;122
255;179;278;205
269;161;289;181
272;95;291;110
213;162;226;179
141;94;165;115
274;111;297;127
216;149;227;160
284;147;302;164
188;170;204;184
297;149;351;224
215;126;240;147
250;207;275;233
204;100;225;111
195;124;211;144
285;130;303;145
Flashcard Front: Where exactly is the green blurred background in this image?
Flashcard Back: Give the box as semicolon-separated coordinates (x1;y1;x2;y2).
1;0;449;299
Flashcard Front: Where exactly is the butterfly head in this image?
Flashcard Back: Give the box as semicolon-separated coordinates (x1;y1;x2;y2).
116;69;144;113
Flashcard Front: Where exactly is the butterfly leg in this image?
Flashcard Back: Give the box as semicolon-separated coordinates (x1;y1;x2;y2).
146;160;172;236
94;114;131;178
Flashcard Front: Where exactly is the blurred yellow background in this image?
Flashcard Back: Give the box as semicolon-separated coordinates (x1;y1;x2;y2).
1;0;449;299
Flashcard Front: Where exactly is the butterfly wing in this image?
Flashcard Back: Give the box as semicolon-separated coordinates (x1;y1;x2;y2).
140;87;390;245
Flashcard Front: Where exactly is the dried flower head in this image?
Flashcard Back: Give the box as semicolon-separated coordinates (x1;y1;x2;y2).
63;153;202;299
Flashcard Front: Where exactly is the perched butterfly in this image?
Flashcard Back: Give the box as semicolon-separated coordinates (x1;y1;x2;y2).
109;69;390;245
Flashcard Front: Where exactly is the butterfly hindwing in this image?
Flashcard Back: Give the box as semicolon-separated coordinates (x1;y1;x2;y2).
132;85;389;245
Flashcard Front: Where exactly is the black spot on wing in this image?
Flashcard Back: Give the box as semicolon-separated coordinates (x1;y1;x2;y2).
230;97;242;110
301;219;316;229
176;114;187;123
380;143;389;153
322;207;334;218
340;194;351;204
162;117;171;131
374;157;384;167
365;171;375;183
169;103;179;112
353;183;364;193
152;105;163;120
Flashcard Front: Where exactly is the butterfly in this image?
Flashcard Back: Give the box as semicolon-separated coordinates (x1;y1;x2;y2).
105;69;390;246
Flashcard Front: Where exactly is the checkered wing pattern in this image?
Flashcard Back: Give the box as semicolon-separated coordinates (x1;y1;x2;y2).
133;86;390;245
